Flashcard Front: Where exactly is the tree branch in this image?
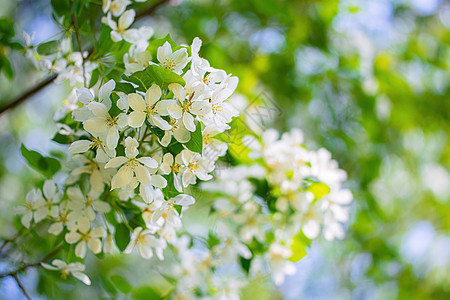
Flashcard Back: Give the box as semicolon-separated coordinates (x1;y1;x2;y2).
12;274;32;300
0;245;63;279
0;0;170;115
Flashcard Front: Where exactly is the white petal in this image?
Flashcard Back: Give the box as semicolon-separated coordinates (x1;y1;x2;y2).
137;157;158;169
172;194;195;206
145;84;161;106
128;111;146;128
118;9;135;30
128;93;146;112
183;112;195;132
75;241;87;258
76;88;94;104
105;156;128;168
99;79;115;103
68;140;91;154
168;83;186;102
135;165;151;186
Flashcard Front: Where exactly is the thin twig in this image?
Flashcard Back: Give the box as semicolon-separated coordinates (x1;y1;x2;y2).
70;0;87;87
0;227;25;255
0;0;170;115
0;245;63;279
12;273;32;300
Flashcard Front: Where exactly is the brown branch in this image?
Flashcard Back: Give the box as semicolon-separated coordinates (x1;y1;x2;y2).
0;0;170;115
0;245;63;279
12;274;32;300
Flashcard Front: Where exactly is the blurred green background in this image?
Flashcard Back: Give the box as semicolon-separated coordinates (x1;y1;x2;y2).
0;0;449;299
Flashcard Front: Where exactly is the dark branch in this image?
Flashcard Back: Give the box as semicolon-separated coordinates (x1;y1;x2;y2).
13;274;32;300
0;0;170;115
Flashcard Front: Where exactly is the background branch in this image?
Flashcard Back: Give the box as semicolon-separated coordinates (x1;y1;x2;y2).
0;0;169;116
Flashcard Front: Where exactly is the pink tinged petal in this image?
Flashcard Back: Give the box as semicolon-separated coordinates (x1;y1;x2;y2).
69;140;91;154
135;165;152;186
137;157;158;169
172;194;195;206
128;111;146;128
76;88;94;104
72;271;91;285
65;231;82;244
88;238;102;254
150;115;172;130
106;126;119;149
183;112;195;132
84;117;107;135
128;93;146;112
168;83;186;102
75;241;87;258
151;175;167;188
182;171;196;187
111;166;133;190
118;9;135;30
145;84;162;106
88;102;109;117
48;222;63;235
157;41;172;63
167;103;183;119
105;156;128;168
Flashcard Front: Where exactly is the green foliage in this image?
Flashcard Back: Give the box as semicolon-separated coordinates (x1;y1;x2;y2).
110;274;133;294
20;145;61;178
114;223;131;252
184;122;203;154
122;65;186;92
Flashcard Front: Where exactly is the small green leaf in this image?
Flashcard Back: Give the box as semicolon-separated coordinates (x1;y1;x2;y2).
51;0;71;16
184;121;202;154
21;145;61;178
132;286;160;300
0;56;13;80
51;133;72;145
110;275;132;294
122;65;185;92
114;223;130;252
0;18;14;39
89;69;99;88
37;40;59;55
162;173;181;199
145;119;165;140
115;82;136;94
239;256;252;274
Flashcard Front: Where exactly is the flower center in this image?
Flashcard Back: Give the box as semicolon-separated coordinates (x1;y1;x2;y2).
163;58;176;69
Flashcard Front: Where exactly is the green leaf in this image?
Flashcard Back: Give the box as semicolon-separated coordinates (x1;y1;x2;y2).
0;56;13;80
0;18;14;39
51;133;72;145
114;223;130;252
37;40;59;55
115;82;136;94
51;0;71;17
162;173;181;199
132;286;160;300
144;119;165;140
122;65;185;92
110;275;132;294
289;231;311;262
89;69;99;88
184;121;203;154
21;145;61;178
239;256;252;274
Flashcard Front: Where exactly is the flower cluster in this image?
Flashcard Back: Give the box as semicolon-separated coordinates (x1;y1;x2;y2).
17;34;239;285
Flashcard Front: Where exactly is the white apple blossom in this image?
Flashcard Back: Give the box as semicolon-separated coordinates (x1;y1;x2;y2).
179;149;213;187
105;137;160;190
156;41;189;74
127;84;172;130
65;226;106;258
42;260;91;285
167;83;211;132
151;194;195;227
15;189;45;228
124;226;165;259
83;102;127;149
73;79;115;122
